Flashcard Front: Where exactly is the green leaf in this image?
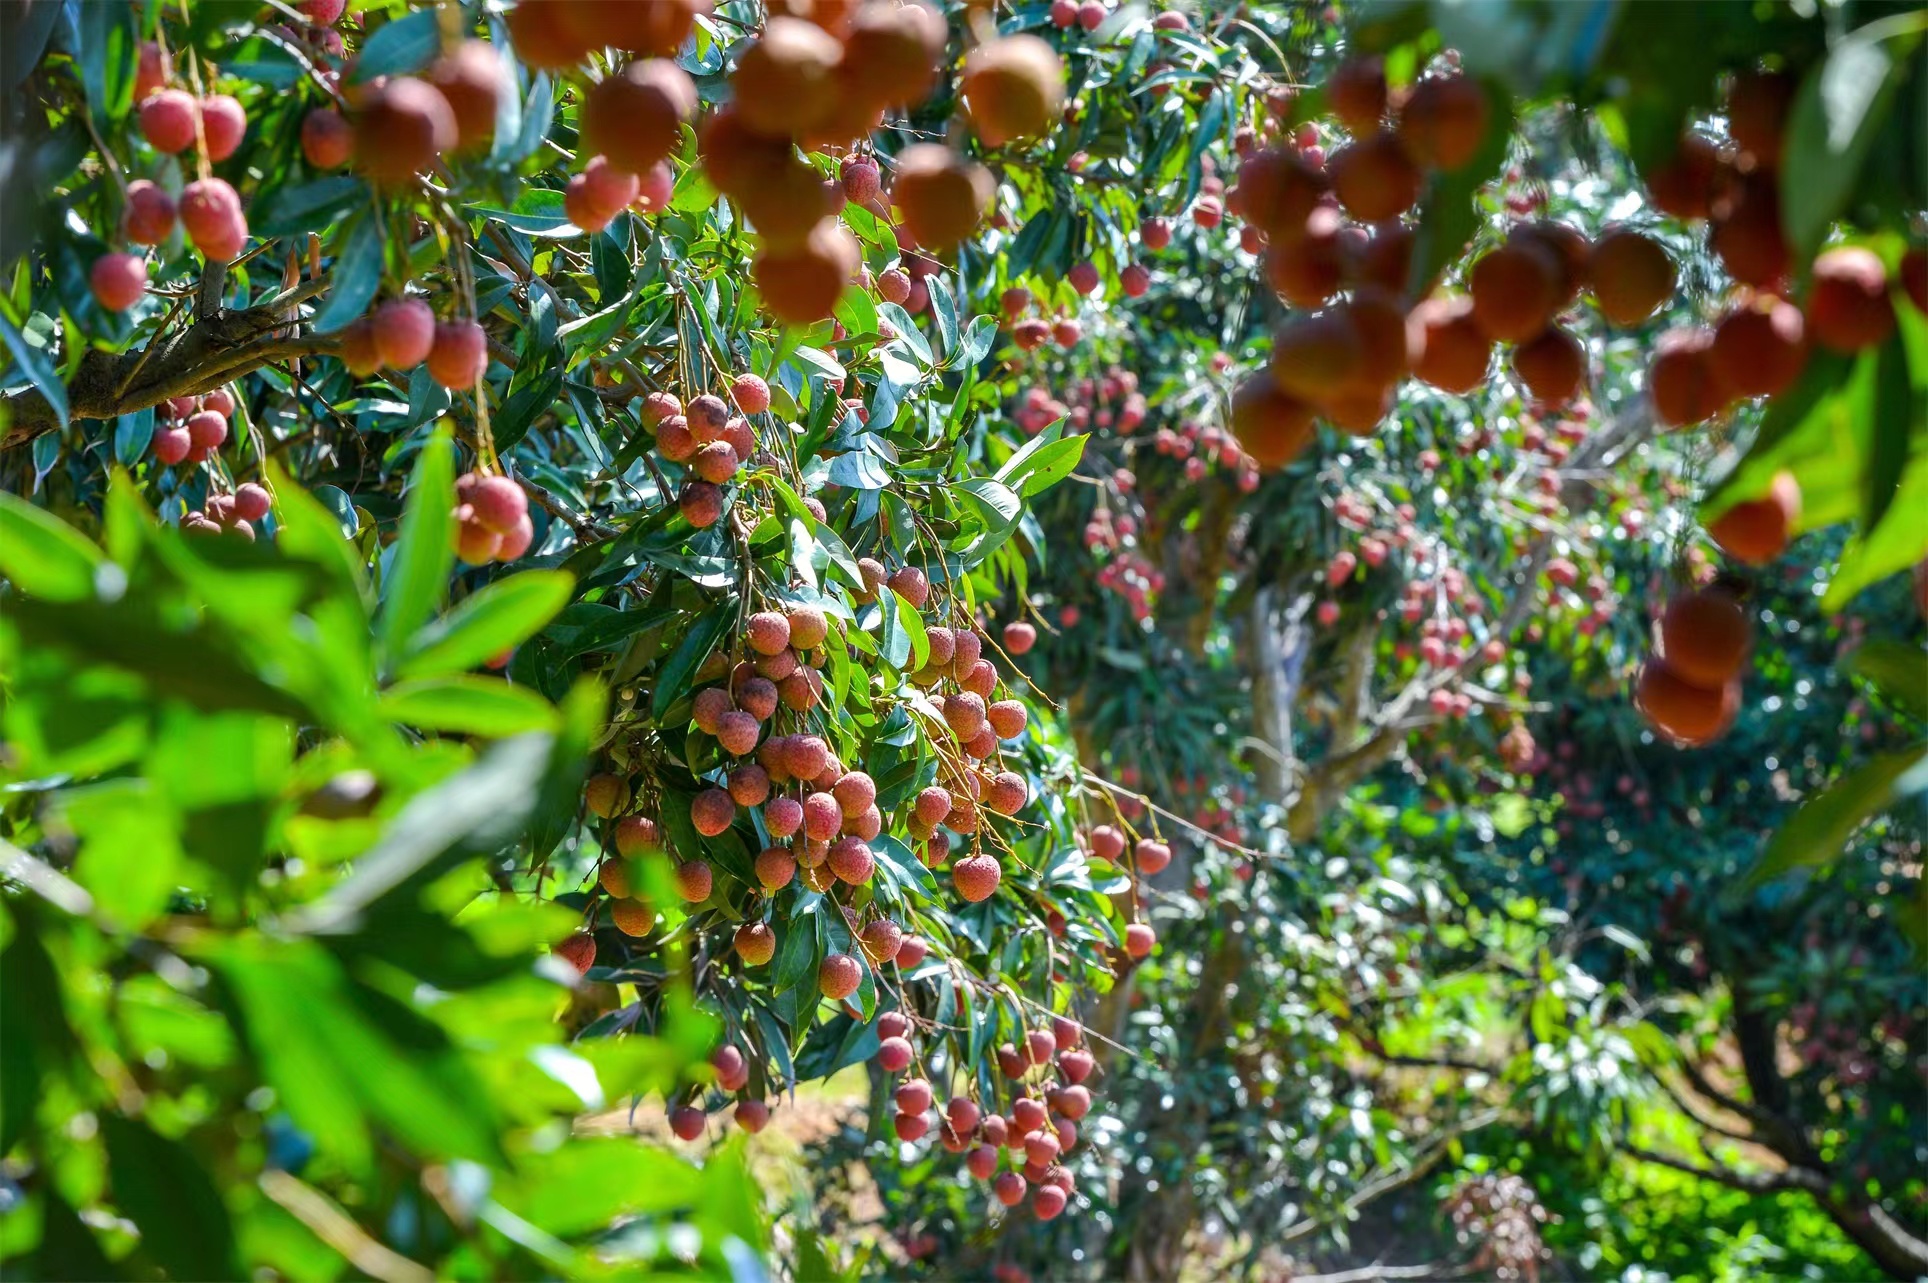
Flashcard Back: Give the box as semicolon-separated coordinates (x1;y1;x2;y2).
1861;336;1913;533
254;176;370;238
1000;434;1086;499
290;731;557;935
206;937;506;1172
311;212;383;334
63;780;182;932
1741;749;1927;891
772;905;821;995
1847;640;1928;721
376;428;456;667
349;7;439;81
77;0;136;123
380;676;561;737
397;569;575;679
0;491;105;601
651;603;731;719
0;301;68;425
100;1114;241;1282
894;588;929;672
1781;17;1918;260
876;587;912;671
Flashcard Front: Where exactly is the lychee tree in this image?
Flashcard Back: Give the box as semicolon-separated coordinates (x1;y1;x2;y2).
0;0;1162;1271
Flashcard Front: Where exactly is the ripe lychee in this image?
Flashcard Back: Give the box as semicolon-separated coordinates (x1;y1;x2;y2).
1124;922;1156;958
1710;297;1806;399
140;89;198;153
953;853;1001;903
427;319;488;389
1588;228;1675;327
1406;296;1490;394
680;481;724;528
611;898;653;937
961;34;1066;148
199;94;246;162
1806;247;1894;352
301;107;354;169
1658;588;1750;689
553;933;597;975
754;218;860;325
1708;470;1799;566
736;921;777;965
1636;661;1739;748
615;813;662;857
581;59;696;176
122;180;176;245
1648;328;1726;428
1512;325;1586;406
1469;240;1563;343
372;298;435;369
178;178;247;261
1229;373;1314;471
892;145;994;253
1327;130;1420;222
1396;73;1488;170
352;77;456;187
818;952;862;1000
426;41;503;152
735;1099;770;1133
668;1105;706;1141
691;787;736;837
90;254;147;312
1326;55;1387;133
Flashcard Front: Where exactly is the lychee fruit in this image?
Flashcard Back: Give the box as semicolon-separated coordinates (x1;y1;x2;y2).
1708;470;1799;566
122;179;177;245
427;319;488;389
352;76;456;187
178;178;247;261
1806;247;1894;352
372;298;435;370
960;34;1066;148
818;951;862;1000
736;921;777;965
1658;588;1751;689
90;253;147;312
953;853;1001;903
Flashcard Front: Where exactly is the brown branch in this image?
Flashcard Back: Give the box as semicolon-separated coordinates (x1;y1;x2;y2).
1645;1064;1762;1147
1622;1143;1825;1195
1;306;337;450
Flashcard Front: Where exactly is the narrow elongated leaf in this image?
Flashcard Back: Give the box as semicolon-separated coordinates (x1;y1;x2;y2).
398;569;575;679
349;7;438;80
311;212;382;334
101;1114;241;1282
0;303;68;425
376;429;456;666
1742;749;1926;890
380;676;561;736
0;491;105;601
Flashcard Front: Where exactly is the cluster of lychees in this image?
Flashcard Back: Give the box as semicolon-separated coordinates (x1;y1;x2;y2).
451;470;535;566
873;1008;1100;1222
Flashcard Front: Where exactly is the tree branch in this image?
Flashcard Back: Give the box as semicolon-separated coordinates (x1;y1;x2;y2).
1;305;337;450
1621;1142;1825;1194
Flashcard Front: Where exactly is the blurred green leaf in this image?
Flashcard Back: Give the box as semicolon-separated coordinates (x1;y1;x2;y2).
377;428;457;668
0;490;105;601
101;1113;242;1282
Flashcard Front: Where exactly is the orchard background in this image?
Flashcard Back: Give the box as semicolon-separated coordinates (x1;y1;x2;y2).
0;0;1922;1280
